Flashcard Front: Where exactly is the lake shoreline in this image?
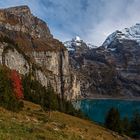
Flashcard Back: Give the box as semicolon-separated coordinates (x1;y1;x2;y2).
78;96;140;101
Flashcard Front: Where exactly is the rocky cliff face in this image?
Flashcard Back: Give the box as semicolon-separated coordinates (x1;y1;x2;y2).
0;5;52;39
66;25;140;98
0;6;81;100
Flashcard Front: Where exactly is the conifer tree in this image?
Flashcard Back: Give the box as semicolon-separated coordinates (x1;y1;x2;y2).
105;107;122;133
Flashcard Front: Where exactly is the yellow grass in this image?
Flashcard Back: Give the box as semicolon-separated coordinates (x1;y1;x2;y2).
0;100;132;140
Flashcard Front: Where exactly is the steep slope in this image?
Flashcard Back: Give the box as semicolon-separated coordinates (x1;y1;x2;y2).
0;100;131;140
65;24;140;98
0;6;81;100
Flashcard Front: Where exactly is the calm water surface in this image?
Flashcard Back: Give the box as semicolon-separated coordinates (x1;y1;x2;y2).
75;99;140;124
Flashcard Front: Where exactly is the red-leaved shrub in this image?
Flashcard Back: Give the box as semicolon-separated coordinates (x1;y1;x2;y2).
11;70;24;99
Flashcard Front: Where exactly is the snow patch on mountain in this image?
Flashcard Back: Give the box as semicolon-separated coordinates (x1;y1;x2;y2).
103;23;140;48
64;36;98;52
87;43;98;49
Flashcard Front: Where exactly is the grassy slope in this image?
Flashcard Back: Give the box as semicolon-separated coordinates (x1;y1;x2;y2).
0;101;131;140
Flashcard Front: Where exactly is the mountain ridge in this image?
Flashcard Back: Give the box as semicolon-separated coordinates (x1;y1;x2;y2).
103;23;140;48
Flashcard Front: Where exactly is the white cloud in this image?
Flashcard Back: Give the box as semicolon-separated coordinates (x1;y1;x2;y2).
87;0;140;45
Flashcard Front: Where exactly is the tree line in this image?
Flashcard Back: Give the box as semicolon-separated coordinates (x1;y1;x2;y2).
105;107;140;138
22;74;86;118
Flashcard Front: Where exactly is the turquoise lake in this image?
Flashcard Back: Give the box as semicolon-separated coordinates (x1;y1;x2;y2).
75;99;140;124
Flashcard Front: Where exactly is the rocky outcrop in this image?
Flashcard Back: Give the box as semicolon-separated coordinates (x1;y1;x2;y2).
0;6;81;100
1;44;30;75
0;5;52;39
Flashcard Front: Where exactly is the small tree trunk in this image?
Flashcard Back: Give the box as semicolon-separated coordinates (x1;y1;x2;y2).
48;109;51;119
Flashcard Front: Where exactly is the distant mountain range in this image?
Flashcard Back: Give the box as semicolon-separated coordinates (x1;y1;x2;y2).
64;24;140;98
65;23;140;51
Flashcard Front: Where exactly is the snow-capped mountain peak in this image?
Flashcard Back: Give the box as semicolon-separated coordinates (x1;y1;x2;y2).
64;36;98;52
73;36;81;42
103;23;140;48
64;36;84;52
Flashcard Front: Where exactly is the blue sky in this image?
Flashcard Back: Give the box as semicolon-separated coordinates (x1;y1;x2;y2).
0;0;140;45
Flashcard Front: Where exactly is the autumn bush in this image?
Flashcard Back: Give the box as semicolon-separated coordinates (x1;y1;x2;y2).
11;70;24;99
0;66;23;112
